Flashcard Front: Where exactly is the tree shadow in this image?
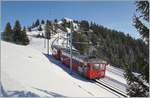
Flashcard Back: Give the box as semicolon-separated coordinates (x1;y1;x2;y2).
33;87;66;97
43;53;90;82
0;83;39;97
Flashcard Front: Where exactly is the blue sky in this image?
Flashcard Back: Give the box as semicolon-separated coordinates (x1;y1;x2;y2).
1;1;140;38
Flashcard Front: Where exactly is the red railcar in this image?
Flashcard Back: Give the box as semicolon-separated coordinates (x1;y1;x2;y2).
52;45;107;79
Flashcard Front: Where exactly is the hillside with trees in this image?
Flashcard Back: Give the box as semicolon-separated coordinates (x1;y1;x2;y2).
71;20;148;74
1;20;29;45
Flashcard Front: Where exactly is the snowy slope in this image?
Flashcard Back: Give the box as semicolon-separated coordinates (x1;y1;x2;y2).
1;38;118;97
1;41;88;97
27;24;45;36
1;21;127;97
57;18;79;31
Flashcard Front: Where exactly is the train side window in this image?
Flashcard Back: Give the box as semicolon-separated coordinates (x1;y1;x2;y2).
93;64;100;70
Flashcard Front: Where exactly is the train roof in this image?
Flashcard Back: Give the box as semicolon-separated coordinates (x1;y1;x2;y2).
52;45;78;52
52;45;62;49
52;45;107;64
62;48;107;64
85;58;107;64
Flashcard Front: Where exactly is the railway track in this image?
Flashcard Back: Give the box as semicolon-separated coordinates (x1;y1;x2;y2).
107;66;124;77
94;79;128;97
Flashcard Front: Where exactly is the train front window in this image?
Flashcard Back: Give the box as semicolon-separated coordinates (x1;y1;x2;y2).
93;64;100;70
100;64;106;70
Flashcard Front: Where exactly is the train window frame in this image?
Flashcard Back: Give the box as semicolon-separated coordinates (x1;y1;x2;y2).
100;64;106;70
92;63;100;70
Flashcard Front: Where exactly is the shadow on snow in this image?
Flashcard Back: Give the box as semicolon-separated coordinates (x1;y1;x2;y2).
0;83;39;97
44;53;90;82
33;87;66;97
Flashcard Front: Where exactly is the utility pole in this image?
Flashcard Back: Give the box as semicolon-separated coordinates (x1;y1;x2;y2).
47;25;51;55
47;37;49;55
44;33;46;48
69;22;73;74
45;22;51;55
47;10;52;55
67;31;69;48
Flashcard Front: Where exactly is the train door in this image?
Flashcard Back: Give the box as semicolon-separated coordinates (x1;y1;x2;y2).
57;50;61;59
83;63;88;77
85;63;92;79
78;62;85;75
78;64;83;75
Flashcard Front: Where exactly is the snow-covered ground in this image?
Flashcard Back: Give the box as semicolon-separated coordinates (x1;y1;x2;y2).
1;23;128;97
1;34;119;97
106;65;127;85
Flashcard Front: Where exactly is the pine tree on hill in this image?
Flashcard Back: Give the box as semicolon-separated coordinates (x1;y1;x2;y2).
62;19;70;28
27;27;31;32
45;21;51;39
46;20;51;26
41;20;45;24
35;19;40;27
133;0;149;83
32;22;35;28
38;25;43;31
2;22;13;41
133;1;149;43
72;31;89;55
21;27;29;45
80;20;89;31
54;19;58;23
124;1;149;97
13;20;22;43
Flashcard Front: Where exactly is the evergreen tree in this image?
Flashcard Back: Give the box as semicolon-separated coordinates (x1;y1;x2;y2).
32;22;35;28
124;64;149;97
21;27;29;45
45;22;51;39
54;19;58;23
62;19;70;28
38;25;43;31
123;1;149;97
27;27;31;32
133;0;149;83
2;22;13;41
80;20;89;31
41;20;45;24
13;20;22;43
35;19;40;27
46;20;51;26
73;32;89;55
133;1;149;43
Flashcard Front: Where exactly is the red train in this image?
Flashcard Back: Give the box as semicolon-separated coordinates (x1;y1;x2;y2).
52;45;107;79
